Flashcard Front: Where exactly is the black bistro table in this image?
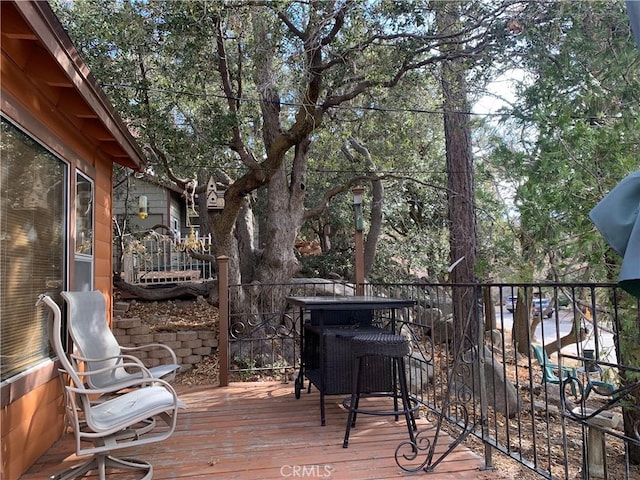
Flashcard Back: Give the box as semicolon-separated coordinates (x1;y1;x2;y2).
287;296;416;425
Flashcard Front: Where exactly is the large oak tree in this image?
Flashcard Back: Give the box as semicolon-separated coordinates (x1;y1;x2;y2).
55;0;512;313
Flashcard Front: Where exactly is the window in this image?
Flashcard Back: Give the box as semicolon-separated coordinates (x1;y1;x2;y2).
74;172;93;291
0;118;67;382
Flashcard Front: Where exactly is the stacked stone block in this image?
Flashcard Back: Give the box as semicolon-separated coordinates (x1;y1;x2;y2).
112;302;217;371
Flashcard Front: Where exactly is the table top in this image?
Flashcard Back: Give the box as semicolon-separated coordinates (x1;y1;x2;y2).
286;295;416;310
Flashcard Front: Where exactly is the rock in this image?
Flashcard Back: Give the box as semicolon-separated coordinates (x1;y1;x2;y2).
113;301;130;318
454;345;520;418
414;304;453;346
196;295;209;306
400;324;435;394
485;329;502;346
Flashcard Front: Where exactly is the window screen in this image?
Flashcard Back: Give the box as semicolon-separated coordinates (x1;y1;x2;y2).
1;117;67;382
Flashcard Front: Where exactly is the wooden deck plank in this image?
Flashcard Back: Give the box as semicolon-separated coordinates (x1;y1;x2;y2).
20;382;485;480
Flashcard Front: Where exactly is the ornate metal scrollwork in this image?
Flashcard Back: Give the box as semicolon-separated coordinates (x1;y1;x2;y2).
395;306;485;472
396;398;475;472
395;357;483;471
230;311;297;340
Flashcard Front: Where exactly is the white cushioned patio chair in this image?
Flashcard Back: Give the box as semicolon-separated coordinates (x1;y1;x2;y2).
61;290;180;391
38;294;183;480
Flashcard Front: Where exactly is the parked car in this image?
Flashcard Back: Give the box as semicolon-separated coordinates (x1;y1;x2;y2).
505;296;517;313
532;298;554;318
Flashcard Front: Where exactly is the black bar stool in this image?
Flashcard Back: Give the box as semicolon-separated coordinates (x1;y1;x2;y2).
342;332;418;448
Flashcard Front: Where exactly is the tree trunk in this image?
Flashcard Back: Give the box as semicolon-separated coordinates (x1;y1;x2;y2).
364;174;383;278
512;288;531;355
252;139;308;313
483;287;496;331
114;276;218;302
343;138;384;278
529;312;541;343
236;198;258;282
255;164;304;286
437;3;478;354
544;313;587;356
209;205;245;310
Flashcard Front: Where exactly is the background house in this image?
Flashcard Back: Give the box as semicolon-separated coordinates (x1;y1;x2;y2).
0;2;146;478
113;175;192;241
112;175;220;285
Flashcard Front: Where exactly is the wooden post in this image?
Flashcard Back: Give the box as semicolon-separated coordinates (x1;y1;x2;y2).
352;187;365;296
355;229;364;296
217;256;229;387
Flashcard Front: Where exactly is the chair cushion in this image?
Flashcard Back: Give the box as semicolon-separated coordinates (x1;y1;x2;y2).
88;385;176;432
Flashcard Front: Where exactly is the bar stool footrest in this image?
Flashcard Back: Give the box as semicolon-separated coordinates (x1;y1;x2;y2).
342;392;420;417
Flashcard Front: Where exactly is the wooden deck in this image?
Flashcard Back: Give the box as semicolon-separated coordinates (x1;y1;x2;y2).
21;382;487;479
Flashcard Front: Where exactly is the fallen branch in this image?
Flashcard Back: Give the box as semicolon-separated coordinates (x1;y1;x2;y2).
114;276;218;304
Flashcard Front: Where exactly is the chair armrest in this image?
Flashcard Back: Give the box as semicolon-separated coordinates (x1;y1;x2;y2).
71;354;154;380
120;343;178;364
66;375;168;397
72;352;147;366
586;380;617;398
66;376;183;406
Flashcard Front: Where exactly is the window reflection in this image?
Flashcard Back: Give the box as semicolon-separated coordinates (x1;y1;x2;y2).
75;174;93;255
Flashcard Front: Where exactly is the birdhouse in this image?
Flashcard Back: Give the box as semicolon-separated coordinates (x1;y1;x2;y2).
206;177;225;210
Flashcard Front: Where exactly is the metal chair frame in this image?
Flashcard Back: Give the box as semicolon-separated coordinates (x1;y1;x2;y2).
37;294;183;480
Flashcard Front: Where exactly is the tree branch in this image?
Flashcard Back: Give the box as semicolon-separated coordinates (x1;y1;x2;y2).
213;15;261;172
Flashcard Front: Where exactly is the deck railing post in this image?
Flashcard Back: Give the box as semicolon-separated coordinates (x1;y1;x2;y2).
217;255;229;387
352;187;365;296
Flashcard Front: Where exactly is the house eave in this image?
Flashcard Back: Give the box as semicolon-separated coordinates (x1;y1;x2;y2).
2;1;146;170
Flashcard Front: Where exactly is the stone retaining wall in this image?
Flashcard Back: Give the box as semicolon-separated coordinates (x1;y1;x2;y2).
113;303;217;372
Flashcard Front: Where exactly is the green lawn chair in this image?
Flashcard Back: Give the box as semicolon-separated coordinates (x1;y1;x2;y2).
584;379;616;400
531;344;580;397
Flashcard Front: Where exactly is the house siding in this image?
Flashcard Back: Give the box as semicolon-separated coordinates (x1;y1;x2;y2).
113;179;187;235
2;377;65;480
1;2;146;478
0;73;82;480
94;161;114;299
0;93;114;480
170;196;184;237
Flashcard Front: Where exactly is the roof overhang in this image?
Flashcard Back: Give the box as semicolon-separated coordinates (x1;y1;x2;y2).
1;1;145;170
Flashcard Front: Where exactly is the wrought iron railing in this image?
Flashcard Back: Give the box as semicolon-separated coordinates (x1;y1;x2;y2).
225;279;640;479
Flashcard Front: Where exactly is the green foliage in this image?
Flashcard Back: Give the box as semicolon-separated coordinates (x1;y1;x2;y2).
486;0;640;282
55;0;584;286
301;70;453;281
618;294;640;382
298;248;354;280
54;0;242;178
